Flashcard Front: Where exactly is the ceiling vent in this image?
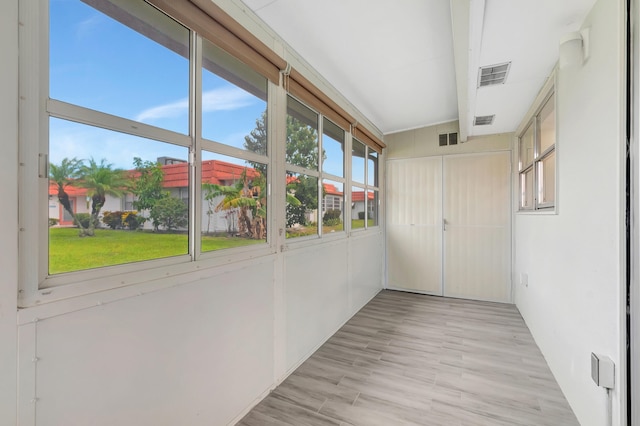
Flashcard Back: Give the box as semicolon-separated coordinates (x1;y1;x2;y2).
474;115;495;126
478;62;511;87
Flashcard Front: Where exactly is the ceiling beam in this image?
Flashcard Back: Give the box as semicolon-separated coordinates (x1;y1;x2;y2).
450;0;469;142
450;0;485;142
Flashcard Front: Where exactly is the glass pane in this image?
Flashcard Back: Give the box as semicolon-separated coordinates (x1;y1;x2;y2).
519;123;534;170
286;172;318;238
48;117;188;275
351;186;367;229
286;96;319;170
322;118;345;177
322;180;344;234
538;150;556;205
369;190;379;227
520;168;534;210
201;39;268;152
50;0;190;134
201;151;267;251
368;150;379;187
539;94;556;154
352;139;366;184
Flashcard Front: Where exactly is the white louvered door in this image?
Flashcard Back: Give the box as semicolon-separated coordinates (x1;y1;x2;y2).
386;151;511;302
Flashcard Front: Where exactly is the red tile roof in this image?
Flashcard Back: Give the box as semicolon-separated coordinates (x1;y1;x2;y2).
323;183;343;196
352;191;374;202
49;159;260;195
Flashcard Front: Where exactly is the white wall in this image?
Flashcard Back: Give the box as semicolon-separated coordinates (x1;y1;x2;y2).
514;0;624;424
385;120;512;159
13;232;382;425
0;0;18;424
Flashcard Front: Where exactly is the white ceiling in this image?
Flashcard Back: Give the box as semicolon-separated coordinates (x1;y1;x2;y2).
241;0;597;138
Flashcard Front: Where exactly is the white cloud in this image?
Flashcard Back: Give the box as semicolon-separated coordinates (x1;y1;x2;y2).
136;98;189;123
135;86;254;123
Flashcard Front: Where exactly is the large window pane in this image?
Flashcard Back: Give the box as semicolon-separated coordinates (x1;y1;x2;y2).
539;94;556;154
201;39;268;152
286;172;318;238
352;139;366;184
286;96;319;170
48;118;189;274
538;151;556;205
351;186;367;229
201;151;267;251
50;0;190;134
322;180;344;234
369;190;379;227
520;168;534;210
368;150;379;187
519;123;534;170
322;118;345;177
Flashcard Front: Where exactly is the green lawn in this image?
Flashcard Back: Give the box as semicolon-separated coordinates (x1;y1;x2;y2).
49;227;263;274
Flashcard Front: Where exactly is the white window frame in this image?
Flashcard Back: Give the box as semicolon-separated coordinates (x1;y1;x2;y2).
18;0;275;306
516;72;557;213
350;137;380;232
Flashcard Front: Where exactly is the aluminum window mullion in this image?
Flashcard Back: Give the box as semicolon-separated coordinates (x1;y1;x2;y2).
191;32;201;259
47;99;192;148
317;114;324;237
200;138;269;165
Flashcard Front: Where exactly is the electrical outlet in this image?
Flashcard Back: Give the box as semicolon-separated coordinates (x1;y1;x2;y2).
520;273;528;287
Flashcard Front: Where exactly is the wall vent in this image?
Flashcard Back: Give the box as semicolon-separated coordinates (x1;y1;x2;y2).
439;132;459;146
474;115;495;126
478;62;511;87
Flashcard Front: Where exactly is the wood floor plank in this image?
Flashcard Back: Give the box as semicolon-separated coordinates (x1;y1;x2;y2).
236;290;579;426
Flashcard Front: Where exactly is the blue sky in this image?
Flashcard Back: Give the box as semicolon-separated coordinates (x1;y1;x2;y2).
49;0;363;181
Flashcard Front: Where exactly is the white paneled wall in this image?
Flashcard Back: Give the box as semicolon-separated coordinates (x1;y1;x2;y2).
15;232;383;425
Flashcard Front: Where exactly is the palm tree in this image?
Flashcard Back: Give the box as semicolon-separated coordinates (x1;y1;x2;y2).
76;158;130;236
203;169;283;240
49;157;86;233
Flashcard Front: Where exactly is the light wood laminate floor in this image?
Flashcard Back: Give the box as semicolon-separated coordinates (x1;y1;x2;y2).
238;290;579;426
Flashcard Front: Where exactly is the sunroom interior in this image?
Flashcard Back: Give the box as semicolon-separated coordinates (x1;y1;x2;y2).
0;0;634;425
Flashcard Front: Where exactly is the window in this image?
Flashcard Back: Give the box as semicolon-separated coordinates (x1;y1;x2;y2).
48;0;192;276
518;91;556;211
22;0;383;303
284;96;349;239
351;138;379;229
44;0;269;283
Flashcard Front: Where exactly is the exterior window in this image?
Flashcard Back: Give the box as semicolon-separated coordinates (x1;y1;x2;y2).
518;92;556;211
199;37;269;252
201;39;267;153
46;0;270;281
26;0;382;300
351;138;379;230
285;96;320;238
48;0;191;275
284;96;350;238
201;151;267;250
322;118;345;178
322;180;344;234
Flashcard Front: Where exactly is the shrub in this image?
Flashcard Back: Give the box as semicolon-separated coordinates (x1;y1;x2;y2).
102;211;144;230
122;211;144;230
101;211;123;229
73;213;97;229
48;218;59;227
150;197;188;231
323;209;342;226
